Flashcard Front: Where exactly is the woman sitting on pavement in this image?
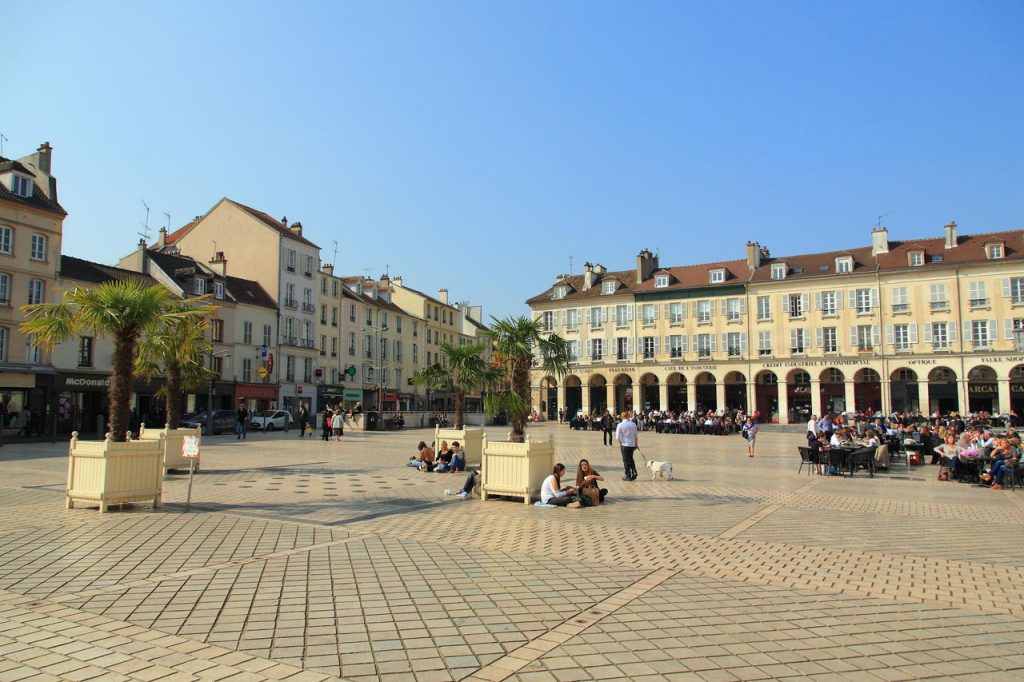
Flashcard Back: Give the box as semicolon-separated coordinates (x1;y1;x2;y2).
435;440;453;472
541;463;580;507
575;459;607;505
449;442;465;472
410;441;435;471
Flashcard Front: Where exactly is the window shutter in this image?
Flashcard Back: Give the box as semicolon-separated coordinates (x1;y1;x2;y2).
872;325;880;346
1003;278;1011;298
801;293;809;313
654;337;660;353
721;333;728;351
989;320;998;343
1006;319;1014;340
739;333;747;351
814;292;822;310
923;323;932;343
710;334;718;352
790;329;798;350
627;305;634;322
870;288;879;309
962;321;972;342
739;298;746;314
720;299;728;316
948;322;957;343
680;302;688;319
815;327;823;347
604;306;610;323
576;307;582;324
654;305;660;320
908;324;918;344
848;290;856;308
586;308;592;324
885;324;894;345
627;337;633;355
585;340;591;359
850;327;858;347
781;295;790;313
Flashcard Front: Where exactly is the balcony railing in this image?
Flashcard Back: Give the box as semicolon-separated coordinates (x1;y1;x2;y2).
302;302;316;313
930;301;948;311
284;298;298;309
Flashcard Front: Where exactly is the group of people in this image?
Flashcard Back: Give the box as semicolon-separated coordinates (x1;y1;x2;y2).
932;426;1021;489
569;407;752;438
540;460;608;507
410;439;467;473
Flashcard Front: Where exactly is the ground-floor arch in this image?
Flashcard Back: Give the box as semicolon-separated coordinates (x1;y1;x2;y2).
889;367;919;413
666;372;687;413
694;372;717;413
588;374;608;415
854;368;882;415
613;373;634;414
724;371;747;412
819;367;846;415
967;365;998;413
786;369;811;424
564;375;583;417
755;370;779;422
928;366;959;414
638;372;660;411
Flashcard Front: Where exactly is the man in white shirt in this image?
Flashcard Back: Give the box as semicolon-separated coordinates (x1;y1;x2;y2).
615;411;639;481
807;415;818;437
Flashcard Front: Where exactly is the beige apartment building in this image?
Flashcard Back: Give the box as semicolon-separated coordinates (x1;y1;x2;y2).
528;224;1024;422
0;143;66;425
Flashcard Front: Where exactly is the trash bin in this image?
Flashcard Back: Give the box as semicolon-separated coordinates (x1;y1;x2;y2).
366;412;379;431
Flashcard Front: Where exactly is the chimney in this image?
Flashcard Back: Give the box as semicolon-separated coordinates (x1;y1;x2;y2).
438;288;449;305
592;263;606;275
871;227;889;256
35;142;52;174
209;251;227;277
379;273;390;286
393;276;403;287
583;261;596;290
635;249;658;284
281;216;288;228
944;221;958;249
322;263;334;276
289;220;303;236
745;241;761;269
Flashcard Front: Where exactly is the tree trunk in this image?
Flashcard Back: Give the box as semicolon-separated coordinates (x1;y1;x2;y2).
511;358;530;441
166;360;181;429
109;335;137;442
455;389;465;430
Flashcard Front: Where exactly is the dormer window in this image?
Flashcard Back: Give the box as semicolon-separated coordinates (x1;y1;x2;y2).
553;286;567;300
11;175;32;197
655;275;669;288
193;277;206;295
602;280;617;295
770;263;787;280
908;251;924;267
836;257;853;274
987;243;1004;259
213;282;225;300
709;269;725;284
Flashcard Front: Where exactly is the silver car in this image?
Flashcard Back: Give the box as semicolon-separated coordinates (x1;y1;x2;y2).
249;409;294;431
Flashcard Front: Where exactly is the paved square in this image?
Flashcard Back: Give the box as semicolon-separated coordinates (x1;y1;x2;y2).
2;424;1023;681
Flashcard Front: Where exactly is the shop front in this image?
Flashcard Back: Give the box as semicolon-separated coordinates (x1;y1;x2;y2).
54;371;110;437
235;382;278;413
0;368;54;437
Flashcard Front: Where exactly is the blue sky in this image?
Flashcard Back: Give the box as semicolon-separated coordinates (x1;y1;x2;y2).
5;1;1022;320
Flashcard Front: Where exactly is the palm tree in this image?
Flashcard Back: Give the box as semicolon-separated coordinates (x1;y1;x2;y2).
413;342;501;429
21;280;208;441
483;316;570;442
136;303;215;429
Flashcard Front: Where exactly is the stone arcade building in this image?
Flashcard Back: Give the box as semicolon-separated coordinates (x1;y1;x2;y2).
527;223;1024;422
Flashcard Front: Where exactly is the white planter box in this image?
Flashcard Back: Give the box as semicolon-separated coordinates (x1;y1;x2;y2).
480;435;555;505
66;432;165;512
343;414;367;431
140;424;202;473
434;426;483;464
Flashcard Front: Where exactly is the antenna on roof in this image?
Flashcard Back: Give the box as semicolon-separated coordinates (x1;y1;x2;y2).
137;199;151;243
331;240;338;268
0;133;7;157
361;266;371;279
568;256;573;275
875;211;894;230
162;212;171;232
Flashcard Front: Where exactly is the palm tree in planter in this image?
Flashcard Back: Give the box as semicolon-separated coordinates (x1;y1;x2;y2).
136;304;215;430
21;279;209;442
413;341;502;429
483;315;570;442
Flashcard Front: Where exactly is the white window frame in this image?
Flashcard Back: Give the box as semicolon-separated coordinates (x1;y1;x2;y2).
697;300;712;323
642;304;656;326
669;302;684;324
194;277;206;295
591;338;604;361
891;286;909;313
790;328;807;355
566;308;580;329
987;243;1004;259
655;275;669;288
0;226;12;255
11;175;32;197
757;296;771;321
601;280;616;295
929;283;948;311
590;306;604;328
709;269;725;284
1009;278;1024;305
820;291;837;316
758;330;772;356
968;280;988;308
770;264;786;280
854;288;872;314
30;234;46;261
930;322;949;350
909;251;924;267
821;327;837;353
836;257;853;274
553;286;567;300
213;281;225;300
669;335;684;358
725;298;742;321
27;278;44;305
971;320;991;348
642;336;657;359
0;273;9;305
893;324;910;351
696;333;713;358
286;249;296;271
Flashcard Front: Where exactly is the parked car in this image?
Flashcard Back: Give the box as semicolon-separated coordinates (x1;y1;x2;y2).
250;409;294;431
180;410;236;435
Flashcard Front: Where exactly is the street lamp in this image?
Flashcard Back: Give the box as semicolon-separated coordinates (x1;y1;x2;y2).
360;323;390;412
207;349;230;436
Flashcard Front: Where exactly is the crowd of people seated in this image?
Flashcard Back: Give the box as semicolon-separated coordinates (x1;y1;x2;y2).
568;408;748;436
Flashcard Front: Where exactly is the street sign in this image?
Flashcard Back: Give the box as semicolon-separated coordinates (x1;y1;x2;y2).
182;436;201;459
257;367;268;379
345;365;356;377
260;344;268;359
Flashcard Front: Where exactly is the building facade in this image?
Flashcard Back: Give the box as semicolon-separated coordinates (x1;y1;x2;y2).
0;143;66;427
527;224;1024;422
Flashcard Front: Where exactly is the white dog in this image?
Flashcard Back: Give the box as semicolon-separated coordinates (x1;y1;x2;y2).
647;459;674;480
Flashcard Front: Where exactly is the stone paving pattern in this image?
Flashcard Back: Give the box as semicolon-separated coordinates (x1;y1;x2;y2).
1;424;1023;681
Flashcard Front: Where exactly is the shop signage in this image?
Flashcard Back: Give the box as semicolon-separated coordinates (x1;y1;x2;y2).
981;356;1024;363
343;388;362;402
61;375;110;389
968;383;998;395
1012;383;1024;394
760;359;862;369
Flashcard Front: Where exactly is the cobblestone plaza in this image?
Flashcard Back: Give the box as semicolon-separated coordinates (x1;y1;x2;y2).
2;425;1024;681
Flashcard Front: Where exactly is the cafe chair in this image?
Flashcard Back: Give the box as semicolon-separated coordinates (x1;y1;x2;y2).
797;446;817;476
826;449;847;477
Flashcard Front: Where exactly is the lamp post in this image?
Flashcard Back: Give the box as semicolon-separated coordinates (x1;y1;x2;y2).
207;349;230;436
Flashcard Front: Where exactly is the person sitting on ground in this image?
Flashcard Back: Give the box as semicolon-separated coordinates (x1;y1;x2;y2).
540;463;579;507
575;459;607;505
410;441;435;471
455;466;481;498
450;441;465;472
435;440;453;472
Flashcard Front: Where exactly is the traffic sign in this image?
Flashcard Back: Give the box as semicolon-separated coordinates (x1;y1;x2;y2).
257;367;268;379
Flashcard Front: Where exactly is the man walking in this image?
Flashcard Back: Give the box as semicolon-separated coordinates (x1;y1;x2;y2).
297;404;309;438
616;410;639;481
601;409;615;446
235;401;249;440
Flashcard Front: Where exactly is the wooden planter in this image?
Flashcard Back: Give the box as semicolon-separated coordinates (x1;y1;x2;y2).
343;414;367;431
480;435;555;505
66;432;165;512
434;426;483;465
140;424;202;473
